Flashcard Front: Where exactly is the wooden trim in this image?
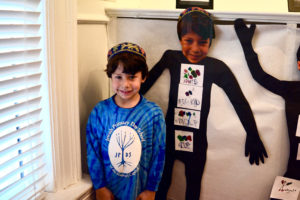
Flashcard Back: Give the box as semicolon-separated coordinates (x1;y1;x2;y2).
288;0;300;12
77;14;109;24
46;0;81;191
105;8;300;24
176;0;213;9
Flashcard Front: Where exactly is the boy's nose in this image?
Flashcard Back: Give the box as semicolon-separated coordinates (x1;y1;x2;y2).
191;42;200;52
122;79;130;88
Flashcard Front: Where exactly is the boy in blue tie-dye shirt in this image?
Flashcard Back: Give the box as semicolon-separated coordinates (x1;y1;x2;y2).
86;42;166;200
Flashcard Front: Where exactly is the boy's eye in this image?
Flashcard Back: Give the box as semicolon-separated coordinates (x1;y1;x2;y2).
185;39;193;44
198;40;208;45
128;75;136;80
114;75;122;79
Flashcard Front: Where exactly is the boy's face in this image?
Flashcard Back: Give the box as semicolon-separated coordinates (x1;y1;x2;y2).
111;62;145;107
180;32;210;63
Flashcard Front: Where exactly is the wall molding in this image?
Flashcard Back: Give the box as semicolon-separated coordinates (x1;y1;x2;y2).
77;14;109;24
105;8;300;24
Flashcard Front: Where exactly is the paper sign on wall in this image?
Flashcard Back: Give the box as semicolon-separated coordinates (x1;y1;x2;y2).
175;130;193;152
180;63;204;86
177;84;203;110
174;108;200;129
270;176;300;200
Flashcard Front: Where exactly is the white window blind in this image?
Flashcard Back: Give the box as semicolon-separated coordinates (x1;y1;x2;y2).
0;0;48;199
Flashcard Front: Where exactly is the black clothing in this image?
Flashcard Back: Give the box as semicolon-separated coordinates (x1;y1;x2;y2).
141;50;267;200
235;18;300;180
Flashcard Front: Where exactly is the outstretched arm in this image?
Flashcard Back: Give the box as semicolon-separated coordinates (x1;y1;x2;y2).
216;65;268;165
140;51;169;95
234;18;285;96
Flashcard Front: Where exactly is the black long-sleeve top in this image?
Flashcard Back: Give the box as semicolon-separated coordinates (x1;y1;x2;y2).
141;50;261;153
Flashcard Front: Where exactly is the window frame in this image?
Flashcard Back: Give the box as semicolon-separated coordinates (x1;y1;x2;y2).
45;0;82;192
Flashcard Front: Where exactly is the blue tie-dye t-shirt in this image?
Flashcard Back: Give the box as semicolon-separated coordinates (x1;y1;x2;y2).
86;95;166;200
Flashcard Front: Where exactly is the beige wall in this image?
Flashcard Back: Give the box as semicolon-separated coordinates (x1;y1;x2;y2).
214;0;288;12
78;23;109;172
78;24;109;128
78;0;288;19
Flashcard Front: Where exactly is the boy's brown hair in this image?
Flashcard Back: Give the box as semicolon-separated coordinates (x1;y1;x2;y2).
106;42;148;78
106;52;148;79
177;7;215;46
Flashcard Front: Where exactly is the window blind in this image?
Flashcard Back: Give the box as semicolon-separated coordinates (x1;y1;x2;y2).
0;0;48;199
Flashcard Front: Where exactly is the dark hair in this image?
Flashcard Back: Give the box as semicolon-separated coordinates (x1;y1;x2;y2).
106;52;148;79
177;12;214;46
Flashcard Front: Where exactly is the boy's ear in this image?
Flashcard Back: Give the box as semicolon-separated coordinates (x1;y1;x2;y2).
142;77;146;83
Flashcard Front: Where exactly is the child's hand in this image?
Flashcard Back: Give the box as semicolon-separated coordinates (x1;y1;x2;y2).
234;18;256;45
136;190;156;200
95;187;115;200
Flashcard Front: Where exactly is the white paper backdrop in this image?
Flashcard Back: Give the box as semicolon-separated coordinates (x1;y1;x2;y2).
108;17;300;200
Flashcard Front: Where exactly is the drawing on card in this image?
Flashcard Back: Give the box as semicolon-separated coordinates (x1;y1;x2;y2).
175;130;193;152
177;84;203;110
270;176;300;200
180;63;204;86
174;108;200;129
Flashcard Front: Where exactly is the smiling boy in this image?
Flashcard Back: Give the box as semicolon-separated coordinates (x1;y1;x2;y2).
86;42;166;200
109;56;146;108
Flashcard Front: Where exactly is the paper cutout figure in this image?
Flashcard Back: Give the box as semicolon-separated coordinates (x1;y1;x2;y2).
235;18;300;180
141;8;268;200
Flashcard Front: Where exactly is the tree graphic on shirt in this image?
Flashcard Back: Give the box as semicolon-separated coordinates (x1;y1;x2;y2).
116;131;134;168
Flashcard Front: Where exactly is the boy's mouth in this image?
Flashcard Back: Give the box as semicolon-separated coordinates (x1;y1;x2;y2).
190;54;200;59
119;90;132;95
188;54;202;61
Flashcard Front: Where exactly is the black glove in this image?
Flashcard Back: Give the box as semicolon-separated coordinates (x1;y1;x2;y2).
234;18;256;55
245;135;268;165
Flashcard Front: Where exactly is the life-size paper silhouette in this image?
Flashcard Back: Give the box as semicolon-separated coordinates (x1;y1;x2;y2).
141;8;268;200
234;18;300;180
